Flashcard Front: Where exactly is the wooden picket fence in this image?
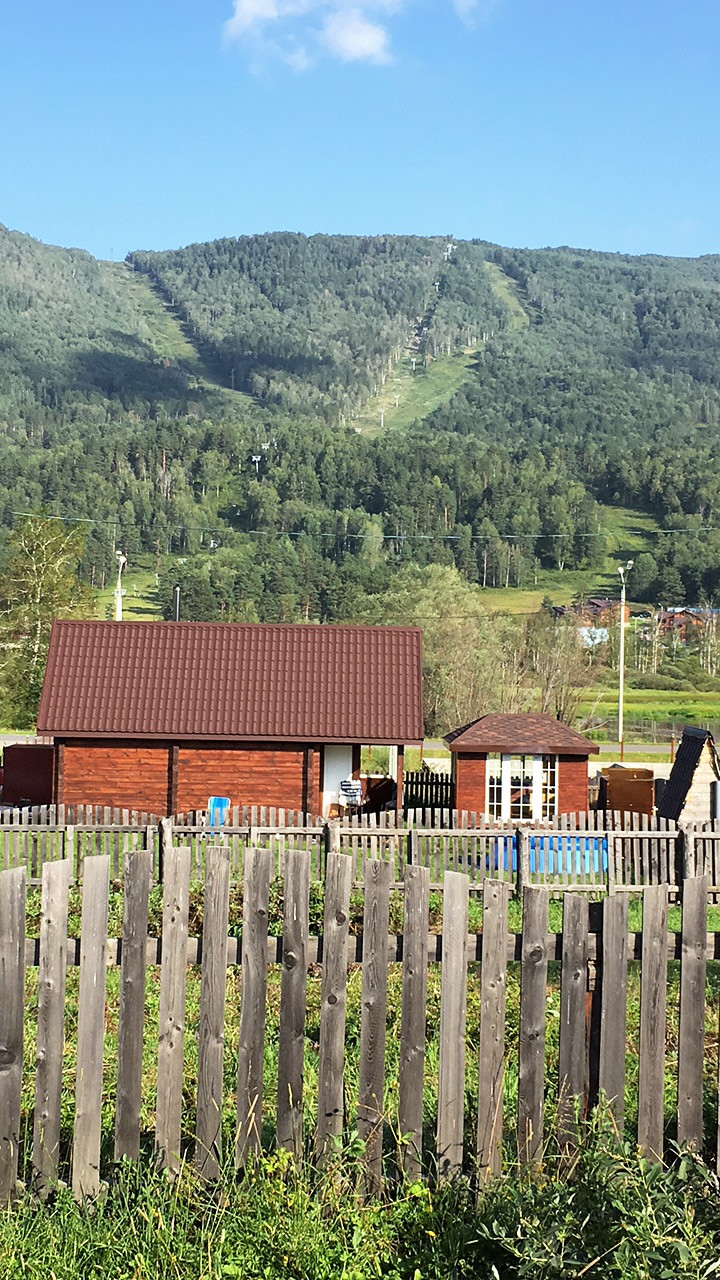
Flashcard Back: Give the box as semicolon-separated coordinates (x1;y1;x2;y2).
1;849;720;1202
4;806;720;893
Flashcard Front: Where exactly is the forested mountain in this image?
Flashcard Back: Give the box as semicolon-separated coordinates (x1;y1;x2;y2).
2;223;720;612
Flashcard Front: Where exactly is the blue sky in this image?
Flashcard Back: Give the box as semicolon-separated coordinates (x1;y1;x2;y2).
1;0;718;261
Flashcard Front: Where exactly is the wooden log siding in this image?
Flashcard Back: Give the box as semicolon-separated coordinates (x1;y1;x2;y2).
6;866;720;1195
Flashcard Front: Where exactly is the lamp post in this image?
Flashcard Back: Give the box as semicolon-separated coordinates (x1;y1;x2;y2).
113;552;127;622
618;560;633;759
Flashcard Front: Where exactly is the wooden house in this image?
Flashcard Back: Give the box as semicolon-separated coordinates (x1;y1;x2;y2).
36;621;424;817
444;713;599;820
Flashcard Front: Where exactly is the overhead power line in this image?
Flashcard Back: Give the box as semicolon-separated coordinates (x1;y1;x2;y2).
7;508;716;543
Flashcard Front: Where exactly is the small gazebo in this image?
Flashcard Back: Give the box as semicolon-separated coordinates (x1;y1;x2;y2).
445;713;599;820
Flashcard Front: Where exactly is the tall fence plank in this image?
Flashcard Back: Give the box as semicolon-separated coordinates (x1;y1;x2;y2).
398;864;430;1179
195;847;231;1179
33;858;71;1192
155;846;191;1174
72;855;110;1199
236;847;272;1167
518;886;550;1168
115;849;152;1162
558;893;589;1159
598;892;629;1130
477;880;508;1181
0;867;26;1203
358;858;390;1194
316;852;352;1165
277;849;311;1160
436;871;469;1178
638;884;668;1163
677;876;707;1152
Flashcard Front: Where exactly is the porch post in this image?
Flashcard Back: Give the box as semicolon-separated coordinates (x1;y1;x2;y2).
396;744;404;816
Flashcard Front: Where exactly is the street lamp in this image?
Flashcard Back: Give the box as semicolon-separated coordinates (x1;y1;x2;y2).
618;560;634;759
114;552;127;622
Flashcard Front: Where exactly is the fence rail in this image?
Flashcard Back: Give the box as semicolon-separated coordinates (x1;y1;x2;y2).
2;854;720;1202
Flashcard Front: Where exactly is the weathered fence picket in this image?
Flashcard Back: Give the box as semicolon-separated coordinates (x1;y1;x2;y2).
72;854;109;1199
236;847;272;1168
155;846;191;1174
195;847;231;1180
33;858;71;1192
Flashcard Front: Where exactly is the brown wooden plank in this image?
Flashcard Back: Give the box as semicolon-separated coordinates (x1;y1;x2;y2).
236;847;272;1167
638;883;668;1162
358;858;390;1194
477;880;508;1180
195;846;231;1179
557;893;588;1160
677;876;707;1152
598;891;629;1130
0;867;26;1203
518;886;550;1168
155;846;191;1174
398;863;429;1179
33;858;71;1192
276;848;310;1160
436;871;469;1177
72;855;110;1199
115;848;152;1162
316;852;352;1165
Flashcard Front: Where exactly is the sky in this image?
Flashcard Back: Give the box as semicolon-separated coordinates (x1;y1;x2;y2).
1;0;719;261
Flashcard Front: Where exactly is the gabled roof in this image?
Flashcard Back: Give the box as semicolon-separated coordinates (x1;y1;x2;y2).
444;713;599;755
656;726;720;820
37;621;424;744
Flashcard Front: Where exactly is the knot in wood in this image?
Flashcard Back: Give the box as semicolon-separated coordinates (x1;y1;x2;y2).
335;911;346;926
284;950;297;970
328;992;338;1006
0;1048;16;1068
529;945;544;963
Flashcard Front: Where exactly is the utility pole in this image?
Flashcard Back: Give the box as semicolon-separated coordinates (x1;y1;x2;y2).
114;552;127;621
618;560;634;759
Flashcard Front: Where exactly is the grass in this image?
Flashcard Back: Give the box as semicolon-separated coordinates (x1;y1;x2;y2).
4;1136;720;1279
353;349;477;436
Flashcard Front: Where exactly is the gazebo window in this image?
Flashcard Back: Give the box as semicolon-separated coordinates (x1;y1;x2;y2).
486;753;559;821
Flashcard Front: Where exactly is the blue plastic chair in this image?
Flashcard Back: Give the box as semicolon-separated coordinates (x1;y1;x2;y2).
208;796;231;828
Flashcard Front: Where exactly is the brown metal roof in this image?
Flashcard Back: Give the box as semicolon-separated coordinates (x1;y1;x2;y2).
37;621;424;744
445;714;599;755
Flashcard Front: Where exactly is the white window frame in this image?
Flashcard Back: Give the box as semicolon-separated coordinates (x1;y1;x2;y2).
486;753;559;821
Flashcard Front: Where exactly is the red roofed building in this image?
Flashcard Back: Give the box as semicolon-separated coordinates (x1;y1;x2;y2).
37;621;424;816
445;714;599;820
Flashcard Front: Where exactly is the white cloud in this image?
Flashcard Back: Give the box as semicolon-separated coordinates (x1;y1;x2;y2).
321;8;391;62
224;0;503;66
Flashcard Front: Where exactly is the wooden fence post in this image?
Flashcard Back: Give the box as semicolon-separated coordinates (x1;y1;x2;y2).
558;893;589;1163
33;858;71;1193
637;883;668;1163
115;849;152;1163
72;855;110;1199
515;826;530;898
323;819;341;880
277;848;311;1161
678;876;707;1152
155;846;191;1174
236;847;272;1167
0;867;26;1203
158;816;173;884
316;851;352;1166
436;871;469;1178
358;858;390;1195
398;863;429;1180
195;846;231;1180
477;880;508;1182
598;892;629;1131
518;886;549;1168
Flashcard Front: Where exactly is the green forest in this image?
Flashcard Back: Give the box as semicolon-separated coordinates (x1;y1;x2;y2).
2;222;720;619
